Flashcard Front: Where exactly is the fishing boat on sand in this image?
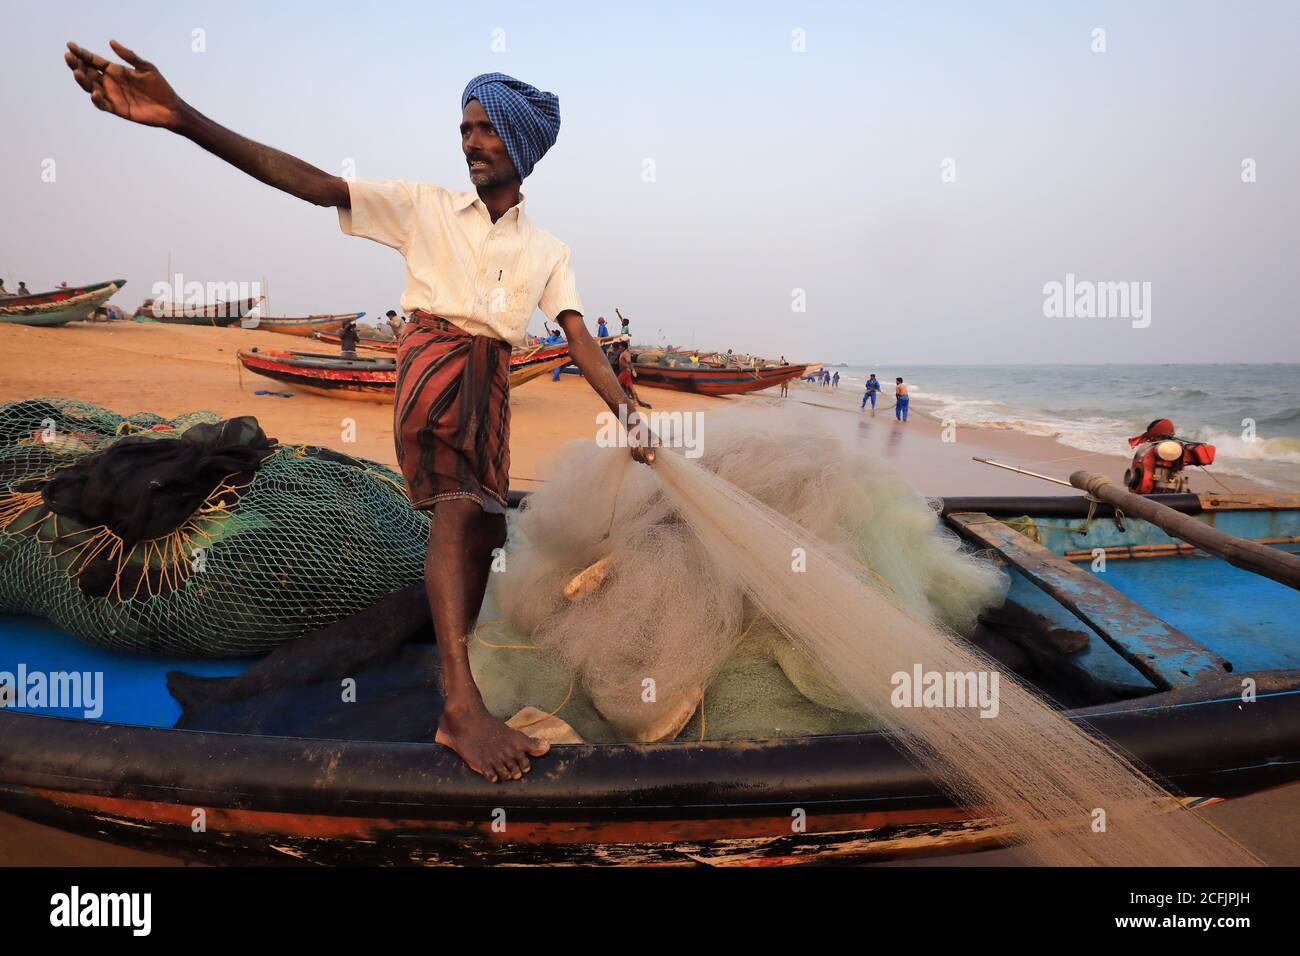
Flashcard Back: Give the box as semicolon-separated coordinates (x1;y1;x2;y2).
246;312;366;338
630;352;809;396
237;334;630;400
314;329;397;352
1;465;1297;864
0;280;127;327
236;349;398;401
133;295;264;327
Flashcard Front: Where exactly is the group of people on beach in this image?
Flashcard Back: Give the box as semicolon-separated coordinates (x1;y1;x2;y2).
335;310;408;358
861;373;910;421
0;279;33;297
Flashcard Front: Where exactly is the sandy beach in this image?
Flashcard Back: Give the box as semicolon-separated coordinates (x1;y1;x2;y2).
0;321;1262;499
0;319;1294;867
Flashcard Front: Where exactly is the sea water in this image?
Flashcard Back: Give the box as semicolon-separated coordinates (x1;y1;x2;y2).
810;364;1299;488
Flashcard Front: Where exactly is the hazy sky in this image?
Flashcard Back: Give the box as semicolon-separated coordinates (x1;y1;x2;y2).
2;0;1297;364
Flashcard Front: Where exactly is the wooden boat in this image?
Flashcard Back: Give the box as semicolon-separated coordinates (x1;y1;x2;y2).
236;348;397;402
1;488;1298;865
237;334;630;401
0;280;126;327
314;329;397;352
248;312;366;338
630;355;809;396
133;296;264;327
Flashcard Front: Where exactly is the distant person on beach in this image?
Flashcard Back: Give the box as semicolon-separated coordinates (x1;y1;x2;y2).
0;279;9;296
385;309;405;339
596;316;608;338
620;314;630;336
832;371;840;388
65;39;656;783
861;373;881;410
16;281;30;295
544;321;570;380
616;342;650;409
338;318;360;358
894;377;910;422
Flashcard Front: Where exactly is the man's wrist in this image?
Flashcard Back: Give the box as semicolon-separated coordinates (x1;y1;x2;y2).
172;100;202;138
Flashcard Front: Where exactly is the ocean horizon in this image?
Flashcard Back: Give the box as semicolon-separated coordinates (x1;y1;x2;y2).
801;363;1300;489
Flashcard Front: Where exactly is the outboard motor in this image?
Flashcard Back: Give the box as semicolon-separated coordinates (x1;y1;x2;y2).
1124;418;1216;494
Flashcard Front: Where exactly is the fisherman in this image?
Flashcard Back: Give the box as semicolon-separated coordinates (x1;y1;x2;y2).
596;315;608;338
619;314;630;336
66;40;653;784
338;317;360;358
385;309;405;339
861;373;880;410
0;279;9;296
894;377;910;422
16;281;30;295
615;342;650;409
543;321;570;380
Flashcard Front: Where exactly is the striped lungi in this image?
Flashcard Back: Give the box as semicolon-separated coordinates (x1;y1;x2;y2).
393;311;512;514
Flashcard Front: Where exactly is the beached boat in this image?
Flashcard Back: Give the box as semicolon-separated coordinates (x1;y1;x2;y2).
630;355;809;396
238;335;631;401
133;296;264;327
1;489;1297;865
0;280;127;327
247;312;366;338
314;329;397;352
236;348;397;401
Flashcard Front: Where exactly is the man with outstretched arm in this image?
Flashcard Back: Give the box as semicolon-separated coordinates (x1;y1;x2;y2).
66;40;652;783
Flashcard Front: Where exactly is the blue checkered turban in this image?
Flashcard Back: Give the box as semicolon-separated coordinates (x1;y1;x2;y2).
461;73;561;181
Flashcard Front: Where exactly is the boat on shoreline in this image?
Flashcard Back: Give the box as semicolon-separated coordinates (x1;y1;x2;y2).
0;280;127;327
133;296;264;327
1;485;1297;865
247;312;366;338
237;334;630;400
314;328;396;352
630;353;809;396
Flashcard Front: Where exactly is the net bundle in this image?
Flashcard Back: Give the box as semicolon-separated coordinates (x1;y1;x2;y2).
487;411;1009;741
0;397;429;657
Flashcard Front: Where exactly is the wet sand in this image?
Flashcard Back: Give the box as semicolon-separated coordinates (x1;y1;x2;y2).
0;320;1290;866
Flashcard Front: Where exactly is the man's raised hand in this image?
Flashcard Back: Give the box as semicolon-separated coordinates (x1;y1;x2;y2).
65;40;184;130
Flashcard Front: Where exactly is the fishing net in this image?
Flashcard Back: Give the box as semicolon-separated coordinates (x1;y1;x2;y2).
647;427;1257;866
0;397;429;657
491;412;1008;741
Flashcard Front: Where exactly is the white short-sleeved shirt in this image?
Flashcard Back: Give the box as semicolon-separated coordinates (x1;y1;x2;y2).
338;180;584;347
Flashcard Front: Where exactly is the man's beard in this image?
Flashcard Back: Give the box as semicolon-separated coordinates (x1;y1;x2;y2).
469;162;513;188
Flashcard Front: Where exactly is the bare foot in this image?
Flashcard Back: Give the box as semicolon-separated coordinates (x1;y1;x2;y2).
436;705;550;782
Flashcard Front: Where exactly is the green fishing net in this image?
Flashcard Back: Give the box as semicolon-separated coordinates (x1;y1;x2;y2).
0;397;429;657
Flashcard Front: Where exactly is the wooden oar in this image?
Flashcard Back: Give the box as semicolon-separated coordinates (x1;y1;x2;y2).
1070;471;1300;591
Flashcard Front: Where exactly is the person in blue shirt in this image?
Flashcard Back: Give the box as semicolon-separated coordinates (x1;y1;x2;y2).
861;373;881;410
538;322;569;380
596;316;609;338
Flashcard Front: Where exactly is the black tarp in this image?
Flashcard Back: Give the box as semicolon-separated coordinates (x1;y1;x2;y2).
167;585;444;741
